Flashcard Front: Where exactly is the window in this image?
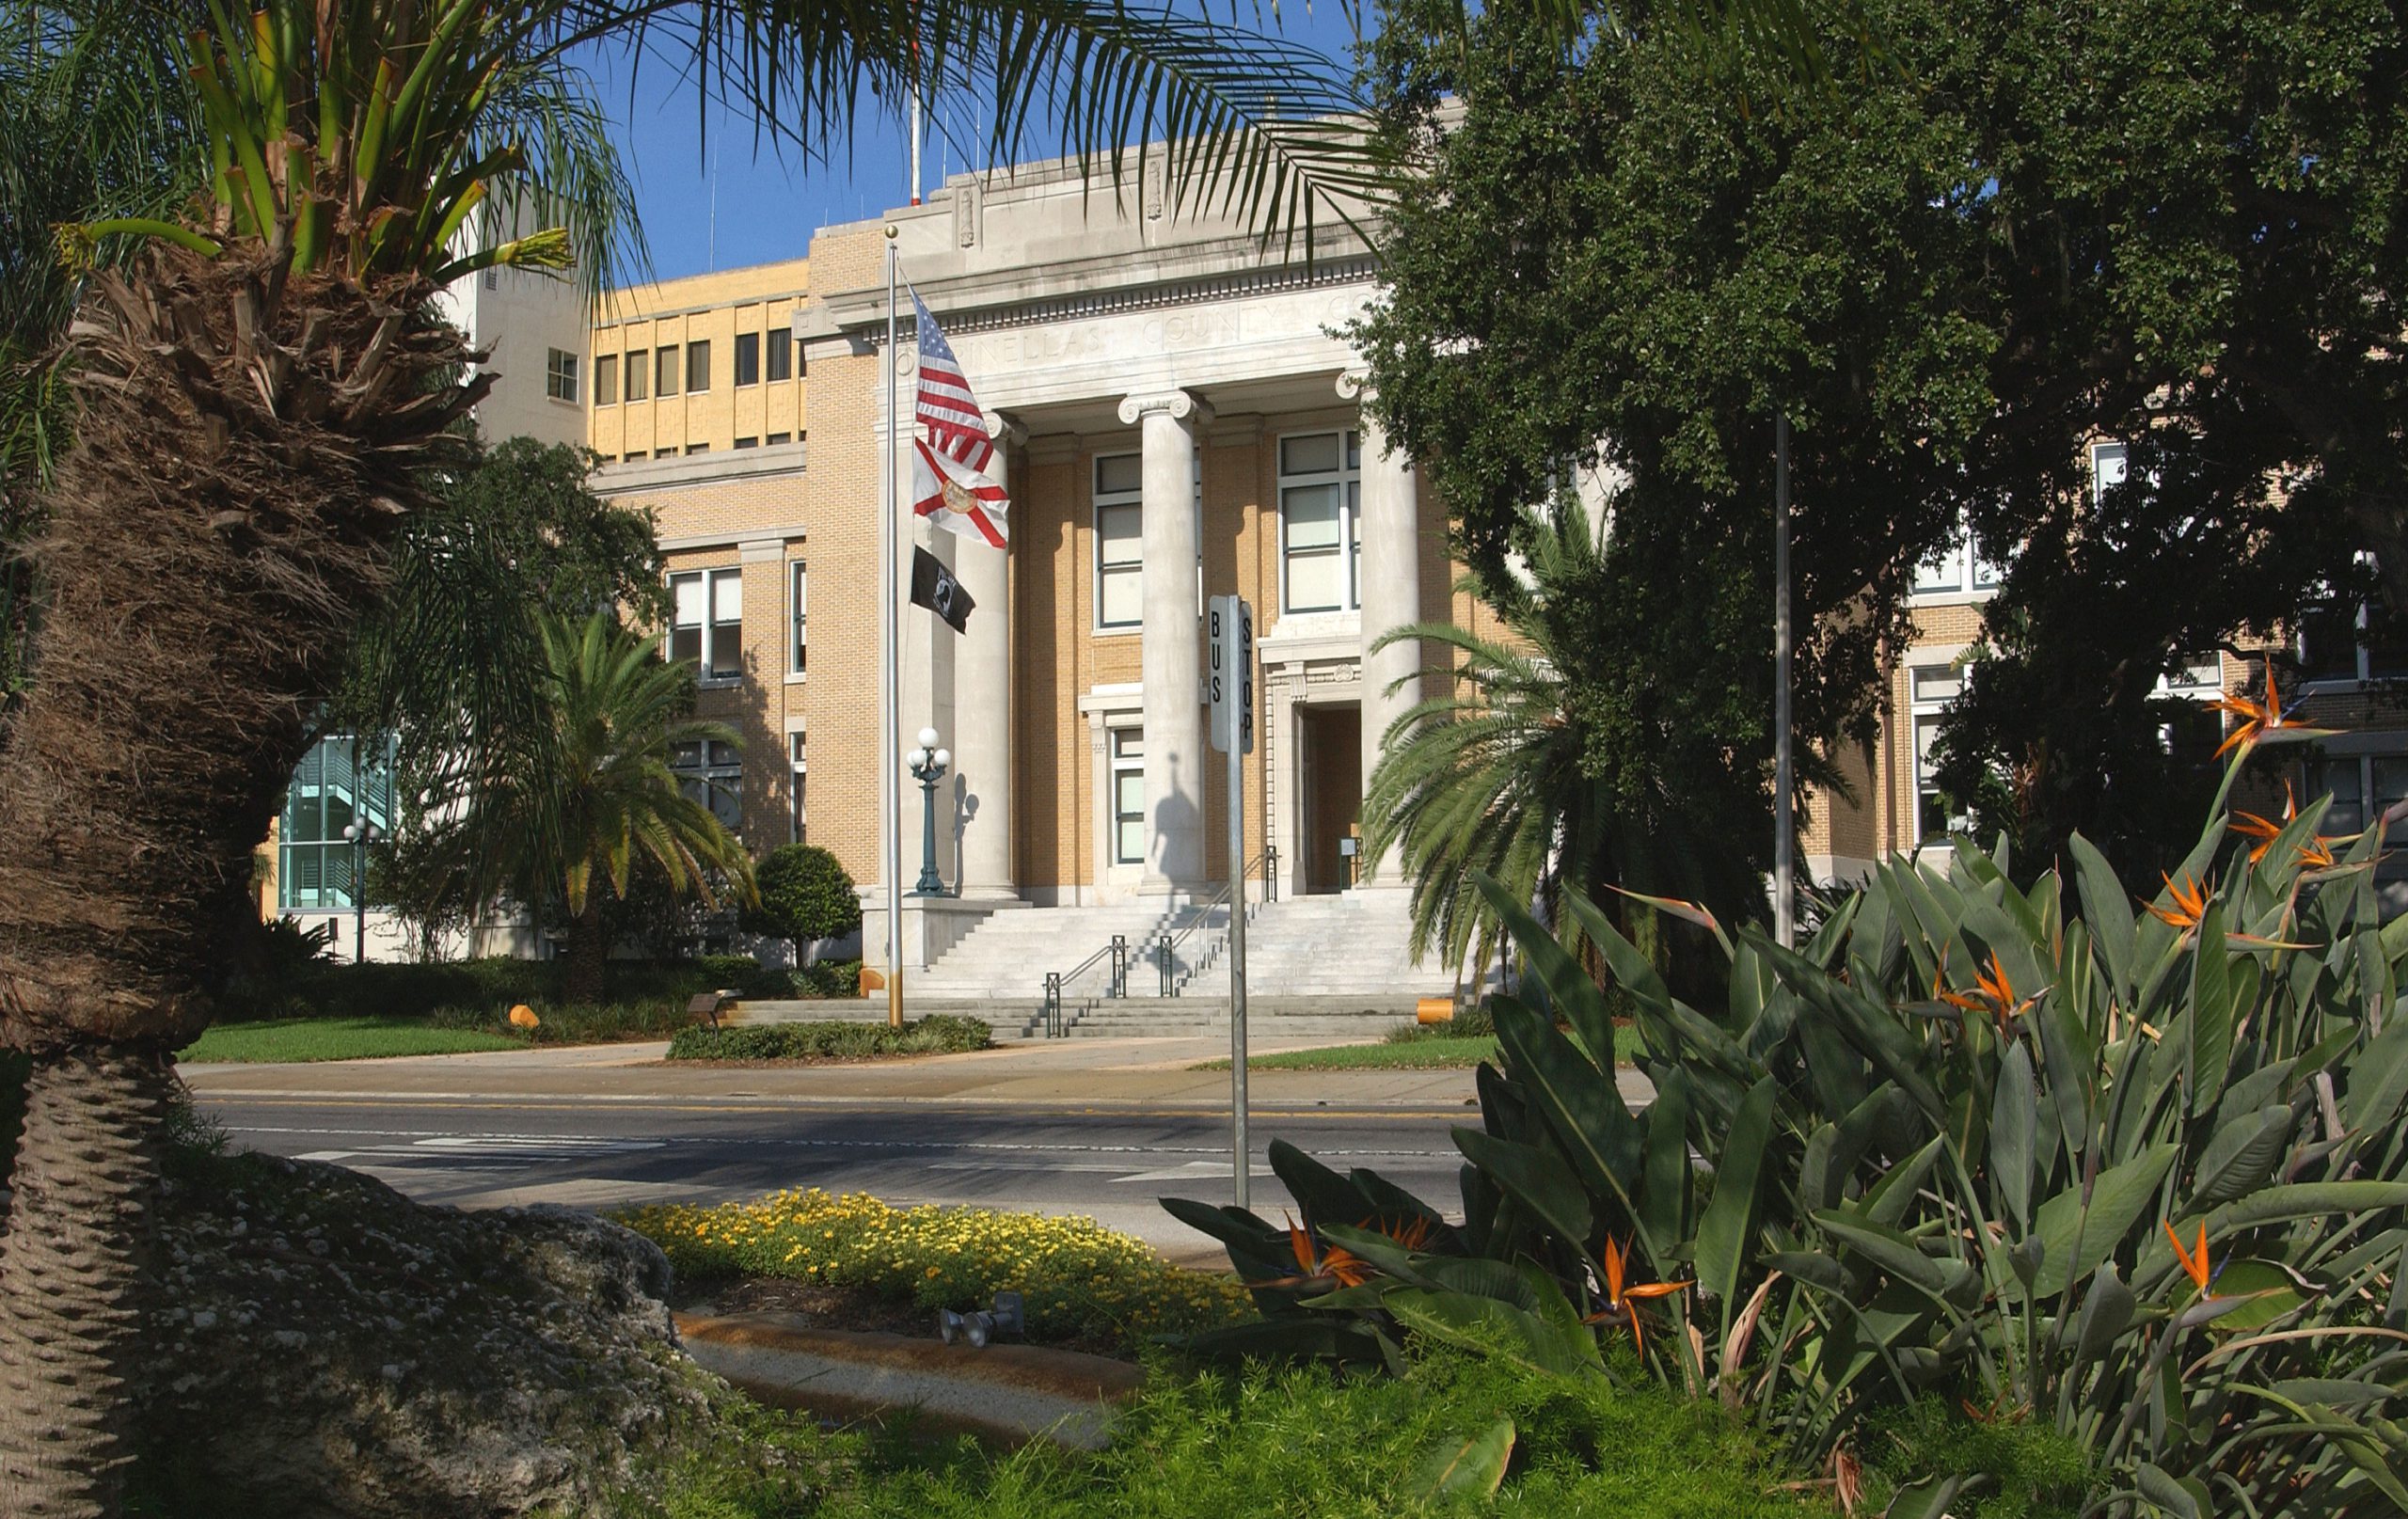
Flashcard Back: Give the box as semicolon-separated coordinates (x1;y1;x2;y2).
545;347;578;403
766;432;792;447
1913;518;2004;598
656;345;679;397
735;332;760;387
2093;442;2130;505
1280;430;1362;613
671;567;744;681
685;442;709;455
1909;662;1967;847
1095;453;1143;629
672;739;743;836
789;561;808;673
2300;575;2408;687
735;436;757;450
686;340;711;392
2309;752;2408;848
766;324;793;381
1110;728;1146;865
278;734;394;911
623;349;647;402
482;268;499;291
594;354;618;406
654;447;676;459
789;734;808;844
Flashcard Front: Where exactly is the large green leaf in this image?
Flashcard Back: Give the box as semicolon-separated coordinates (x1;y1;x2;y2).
1453;1129;1593;1250
2069;831;2135;993
2190;1104;2297;1207
1752;929;1948;1121
1992;1041;2037;1230
1492;996;1646;1235
1384;1287;1603;1378
1694;1076;1777;1314
2204;1181;2408;1237
1639;1065;1694;1253
1407;1418;1515;1505
2020;1143;2179;1300
1476;874;1615;1068
2189;901;2237;1116
1814;1208;1948;1297
2349;1016;2408;1134
1268;1137;1374;1232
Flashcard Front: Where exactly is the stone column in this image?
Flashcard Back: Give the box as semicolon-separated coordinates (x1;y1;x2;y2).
951;411;1022;899
1118;389;1212;892
1342;371;1423;887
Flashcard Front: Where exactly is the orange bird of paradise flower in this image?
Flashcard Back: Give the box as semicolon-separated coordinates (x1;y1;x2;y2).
1937;950;2040;1036
1248;1215;1376;1290
1582;1237;1691;1354
2164;1219;2219;1294
2232;783;2345;871
2212;665;2293;758
1366;1214;1437;1253
2145;873;2211;930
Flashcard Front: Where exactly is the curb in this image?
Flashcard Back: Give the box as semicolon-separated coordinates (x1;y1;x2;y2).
675;1311;1147;1449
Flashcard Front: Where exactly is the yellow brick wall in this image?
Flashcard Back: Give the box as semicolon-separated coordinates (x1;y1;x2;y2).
795;331;886;886
588;258;810;463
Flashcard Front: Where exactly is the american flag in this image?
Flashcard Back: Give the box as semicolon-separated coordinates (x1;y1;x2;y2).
909;288;1008;548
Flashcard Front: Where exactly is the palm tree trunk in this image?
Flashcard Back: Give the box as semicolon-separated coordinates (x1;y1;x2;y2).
564;899;607;1005
0;1048;171;1517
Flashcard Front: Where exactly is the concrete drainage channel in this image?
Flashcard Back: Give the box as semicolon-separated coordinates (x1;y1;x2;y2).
676;1311;1148;1450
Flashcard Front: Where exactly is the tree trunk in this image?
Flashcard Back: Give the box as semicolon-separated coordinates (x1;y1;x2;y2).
564;899;607;1006
0;1048;172;1517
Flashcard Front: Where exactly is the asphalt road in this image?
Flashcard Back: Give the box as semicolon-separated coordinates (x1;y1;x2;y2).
197;1089;1472;1263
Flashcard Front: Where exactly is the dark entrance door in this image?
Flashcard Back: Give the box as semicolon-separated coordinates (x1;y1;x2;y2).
1298;704;1363;894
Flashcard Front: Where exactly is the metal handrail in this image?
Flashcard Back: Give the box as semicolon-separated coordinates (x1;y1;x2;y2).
1156;848;1277;997
1041;933;1127;1037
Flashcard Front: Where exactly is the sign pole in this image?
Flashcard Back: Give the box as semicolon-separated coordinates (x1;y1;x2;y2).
1209;594;1256;1210
1773;410;1795;951
882;229;905;1026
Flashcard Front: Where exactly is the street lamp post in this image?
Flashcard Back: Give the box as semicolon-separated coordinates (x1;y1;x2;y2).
341;819;381;963
906;726;951;896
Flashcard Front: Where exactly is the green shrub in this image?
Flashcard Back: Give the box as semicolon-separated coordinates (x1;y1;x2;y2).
214;954;787;1023
615;1188;1251;1351
741;844;862;946
666;1017;990;1061
1174;755;2408;1511
793;957;863;999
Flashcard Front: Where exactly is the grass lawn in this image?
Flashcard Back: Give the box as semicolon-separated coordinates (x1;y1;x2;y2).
1200;1034;1502;1070
178;1016;524;1063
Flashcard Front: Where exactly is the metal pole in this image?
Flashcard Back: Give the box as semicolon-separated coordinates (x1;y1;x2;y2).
1228;635;1249;1212
1774;411;1796;951
882;229;904;1027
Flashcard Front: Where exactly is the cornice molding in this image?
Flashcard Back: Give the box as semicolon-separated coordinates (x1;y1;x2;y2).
837;252;1380;345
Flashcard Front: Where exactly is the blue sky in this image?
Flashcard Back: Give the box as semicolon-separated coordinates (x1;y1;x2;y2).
584;4;1370;285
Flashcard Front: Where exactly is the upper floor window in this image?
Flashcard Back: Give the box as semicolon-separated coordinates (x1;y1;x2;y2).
671;567;743;682
766;324;794;381
1280;430;1361;613
736;332;760;387
2300;567;2408;687
278;734;395;911
789;733;808;845
655;345;679;398
790;560;808;673
545;348;578;403
1912;517;2002;599
623;349;647;402
671;739;743;836
686;339;711;393
1095;453;1143;629
594;353;618;406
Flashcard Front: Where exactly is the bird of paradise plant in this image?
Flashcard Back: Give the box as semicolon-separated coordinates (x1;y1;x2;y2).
1935;948;2040;1037
1584;1237;1692;1356
1248;1215;1378;1290
2144;871;2212;930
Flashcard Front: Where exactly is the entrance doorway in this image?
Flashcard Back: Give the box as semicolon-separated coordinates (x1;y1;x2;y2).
1296;704;1363;894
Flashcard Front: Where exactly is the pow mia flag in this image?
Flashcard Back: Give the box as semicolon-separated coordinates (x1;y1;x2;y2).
910;545;974;634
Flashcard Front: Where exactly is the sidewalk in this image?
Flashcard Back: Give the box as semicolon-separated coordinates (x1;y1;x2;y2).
177;1035;1515;1112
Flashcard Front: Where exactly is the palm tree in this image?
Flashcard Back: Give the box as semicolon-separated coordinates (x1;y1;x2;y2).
1361;495;1786;987
0;0;1383;1508
468;609;756;1004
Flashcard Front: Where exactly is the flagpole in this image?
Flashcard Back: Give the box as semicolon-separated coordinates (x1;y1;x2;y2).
882;225;904;1029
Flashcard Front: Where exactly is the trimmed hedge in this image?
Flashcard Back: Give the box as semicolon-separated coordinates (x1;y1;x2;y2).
219;953;798;1023
665;1016;991;1061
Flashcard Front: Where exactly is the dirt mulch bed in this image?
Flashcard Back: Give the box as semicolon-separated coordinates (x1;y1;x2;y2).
672;1275;1141;1362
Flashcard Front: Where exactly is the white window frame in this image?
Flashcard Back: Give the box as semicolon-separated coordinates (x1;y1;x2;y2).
788;733;807;845
788;560;808;676
1109;726;1146;865
670;567;744;685
1909;658;1971;848
545;347;578;404
671;739;743;838
1094;453;1144;632
1911;517;2003;601
1277;429;1362;615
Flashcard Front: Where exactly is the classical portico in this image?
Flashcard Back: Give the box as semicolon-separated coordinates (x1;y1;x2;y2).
805;160;1435;914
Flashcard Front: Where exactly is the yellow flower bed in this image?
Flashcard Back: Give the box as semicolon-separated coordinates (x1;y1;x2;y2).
617;1188;1257;1348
